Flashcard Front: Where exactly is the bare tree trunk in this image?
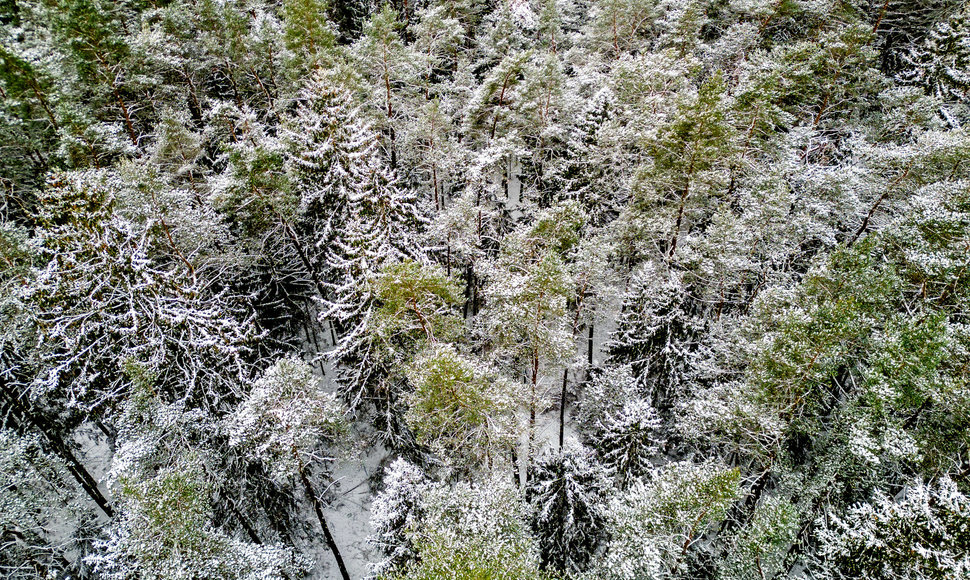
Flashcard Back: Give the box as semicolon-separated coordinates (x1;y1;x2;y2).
294;457;350;580
558;367;568;448
0;386;113;518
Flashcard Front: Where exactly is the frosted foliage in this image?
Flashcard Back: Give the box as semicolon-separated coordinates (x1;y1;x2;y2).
817;477;970;580
6;0;970;577
369;458;428;575
528;444;611;572
718;496;799;580
592;461;741;580
600;398;662;481
391;478;546;579
89;465;311;580
678;381;787;460
229;357;345;481
847;417;921;466
576;365;641;428
25;170;251;409
280;71;380;215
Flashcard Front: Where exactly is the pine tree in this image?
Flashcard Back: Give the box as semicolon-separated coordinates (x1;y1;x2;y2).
90;460;312;580
25;170;253;413
588;0;657;55
592;461;741;579
281;0;339;77
817;477;970;580
482;205;579;480
599;398;662;486
384;477;553;579
605;265;708;413
635;72;737;260
405;343;519;470
281;70;379;271
330;259;460;450
228;356;351;580
354;4;416;166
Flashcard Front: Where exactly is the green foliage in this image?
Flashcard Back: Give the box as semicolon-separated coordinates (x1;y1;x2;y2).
119;465;212;553
635;72;737;258
215;118;295;233
721;497;799;580
776;23;884;125
372;259;463;347
405;343;518;468
485;204;583;369
745;182;970;478
590;0;656;54
282;0;338;75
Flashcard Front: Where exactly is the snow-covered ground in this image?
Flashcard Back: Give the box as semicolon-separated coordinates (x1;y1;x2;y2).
310;441;388;579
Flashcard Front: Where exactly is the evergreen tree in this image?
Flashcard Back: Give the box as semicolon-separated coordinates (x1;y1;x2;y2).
526;444;610;574
228;356;351;580
817;477;970;580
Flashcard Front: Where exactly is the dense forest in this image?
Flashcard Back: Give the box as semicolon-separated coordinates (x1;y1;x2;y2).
2;0;970;577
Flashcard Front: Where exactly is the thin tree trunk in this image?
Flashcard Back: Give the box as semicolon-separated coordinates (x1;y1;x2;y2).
527;350;539;482
668;178;691;259
558;367;568;448
511;447;521;488
278;214;328;299
1;387;113;518
295;459;350;580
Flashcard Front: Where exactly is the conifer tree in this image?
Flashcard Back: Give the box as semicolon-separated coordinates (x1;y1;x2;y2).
526;444;610;574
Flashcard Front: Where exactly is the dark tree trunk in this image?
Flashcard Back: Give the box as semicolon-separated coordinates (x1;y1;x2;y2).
0;385;113;518
295;459;350;580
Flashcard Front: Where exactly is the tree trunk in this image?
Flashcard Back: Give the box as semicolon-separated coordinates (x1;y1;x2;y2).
295;460;350;580
558;367;568;448
527;350;539;482
0;386;113;518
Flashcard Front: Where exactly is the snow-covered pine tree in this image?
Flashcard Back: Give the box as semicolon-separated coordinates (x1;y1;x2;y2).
384;476;553;579
228;356;350;580
354;5;416;167
599;398;663;486
90;459;312;580
605;264;708;415
816;477;970;580
26;170;253;413
592;461;741;579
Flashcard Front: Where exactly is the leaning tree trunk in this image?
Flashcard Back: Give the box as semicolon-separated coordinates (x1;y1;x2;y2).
0;384;113;518
292;449;350;580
